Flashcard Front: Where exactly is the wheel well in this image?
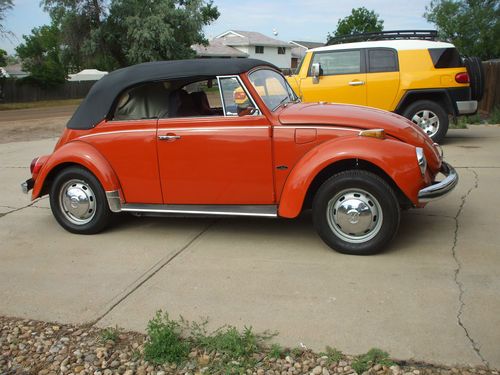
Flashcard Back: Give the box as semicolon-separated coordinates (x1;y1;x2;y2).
40;162;84;196
303;159;413;211
396;92;454;117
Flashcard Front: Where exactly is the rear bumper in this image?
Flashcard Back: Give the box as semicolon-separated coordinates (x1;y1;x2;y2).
456;100;478;115
418;162;458;203
21;178;34;194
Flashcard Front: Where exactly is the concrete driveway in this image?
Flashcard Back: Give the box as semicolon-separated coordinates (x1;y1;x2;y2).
0;127;499;369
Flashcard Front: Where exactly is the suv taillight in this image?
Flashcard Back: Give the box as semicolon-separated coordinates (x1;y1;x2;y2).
455;72;469;84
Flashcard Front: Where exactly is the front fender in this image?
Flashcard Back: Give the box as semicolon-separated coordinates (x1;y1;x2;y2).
32;140;122;201
278;136;424;218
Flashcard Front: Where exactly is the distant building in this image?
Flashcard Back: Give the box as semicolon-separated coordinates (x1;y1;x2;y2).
68;69;108;81
289;41;325;69
2;64;29;79
193;30;293;69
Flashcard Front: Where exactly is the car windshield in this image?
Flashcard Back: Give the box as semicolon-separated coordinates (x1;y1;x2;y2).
248;69;299;111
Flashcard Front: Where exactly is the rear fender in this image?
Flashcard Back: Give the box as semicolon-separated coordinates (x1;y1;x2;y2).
32;141;122;202
278;136;423;218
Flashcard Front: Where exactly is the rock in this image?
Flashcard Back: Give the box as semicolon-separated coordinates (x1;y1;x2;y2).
339;361;348;367
74;365;85;373
313;366;323;375
323;369;331;375
374;365;382;371
286;356;293;364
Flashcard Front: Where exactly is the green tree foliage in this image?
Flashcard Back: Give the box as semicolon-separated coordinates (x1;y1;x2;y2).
16;25;66;86
0;0;14;39
424;0;500;60
327;7;384;42
0;48;7;66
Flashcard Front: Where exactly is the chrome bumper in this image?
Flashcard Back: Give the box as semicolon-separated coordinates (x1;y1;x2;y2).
418;162;458;203
457;100;478;115
21;178;34;194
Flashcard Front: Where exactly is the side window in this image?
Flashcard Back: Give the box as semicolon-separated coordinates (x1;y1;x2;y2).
113;82;169;121
368;49;398;73
218;76;259;117
310;50;361;76
175;79;223;117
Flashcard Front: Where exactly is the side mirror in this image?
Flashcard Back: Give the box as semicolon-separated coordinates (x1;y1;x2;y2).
311;63;321;84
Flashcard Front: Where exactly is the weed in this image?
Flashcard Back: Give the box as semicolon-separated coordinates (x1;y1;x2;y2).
320;346;343;364
100;326;120;343
453;117;468;129
268;343;284;359
290;346;303;358
351;348;394;374
489;106;500;124
144;311;191;365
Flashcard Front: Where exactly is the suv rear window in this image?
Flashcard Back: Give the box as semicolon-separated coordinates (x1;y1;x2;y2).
428;48;463;68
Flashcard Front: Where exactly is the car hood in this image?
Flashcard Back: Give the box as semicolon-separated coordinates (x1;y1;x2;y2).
279;102;441;167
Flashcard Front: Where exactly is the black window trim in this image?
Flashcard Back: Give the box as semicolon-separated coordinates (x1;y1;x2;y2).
366;47;399;73
307;48;366;77
255;45;264;54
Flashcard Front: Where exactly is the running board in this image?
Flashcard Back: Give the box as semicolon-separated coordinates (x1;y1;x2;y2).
120;204;278;217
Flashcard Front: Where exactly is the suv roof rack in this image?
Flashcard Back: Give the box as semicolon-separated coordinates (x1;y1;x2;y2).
327;30;438;45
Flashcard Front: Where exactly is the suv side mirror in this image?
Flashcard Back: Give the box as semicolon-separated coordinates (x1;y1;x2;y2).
311;63;321;84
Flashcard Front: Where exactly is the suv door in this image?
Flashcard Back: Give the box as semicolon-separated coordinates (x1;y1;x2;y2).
299;49;367;106
366;48;400;111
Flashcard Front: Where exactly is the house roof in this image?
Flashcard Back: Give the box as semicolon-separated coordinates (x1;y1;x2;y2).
3;63;28;76
192;39;248;58
290;41;325;49
217;30;290;48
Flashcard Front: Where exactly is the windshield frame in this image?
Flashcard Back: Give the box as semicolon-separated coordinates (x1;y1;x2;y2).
247;68;300;112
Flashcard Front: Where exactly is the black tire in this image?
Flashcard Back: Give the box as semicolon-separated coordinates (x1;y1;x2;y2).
49;166;112;234
312;170;400;255
463;56;485;101
403;100;448;143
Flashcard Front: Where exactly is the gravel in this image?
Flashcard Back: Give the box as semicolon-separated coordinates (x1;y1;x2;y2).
1;316;497;375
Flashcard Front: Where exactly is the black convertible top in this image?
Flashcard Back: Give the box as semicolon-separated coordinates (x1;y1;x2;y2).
67;58;277;130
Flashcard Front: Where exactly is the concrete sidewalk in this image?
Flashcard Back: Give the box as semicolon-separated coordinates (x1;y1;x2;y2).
0;127;499;368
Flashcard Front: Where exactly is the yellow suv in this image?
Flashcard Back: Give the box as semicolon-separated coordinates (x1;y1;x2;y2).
287;32;484;143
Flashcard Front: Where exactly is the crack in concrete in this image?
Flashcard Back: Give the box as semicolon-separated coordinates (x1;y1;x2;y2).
452;168;489;367
90;219;217;326
0;200;41;219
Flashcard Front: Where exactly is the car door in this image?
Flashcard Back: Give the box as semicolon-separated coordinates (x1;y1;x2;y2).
156;76;275;205
365;48;400;111
299;49;367;105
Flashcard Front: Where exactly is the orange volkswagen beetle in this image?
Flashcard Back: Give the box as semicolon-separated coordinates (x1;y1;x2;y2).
22;59;457;255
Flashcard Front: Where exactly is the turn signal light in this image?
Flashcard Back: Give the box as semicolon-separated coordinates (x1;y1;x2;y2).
359;129;385;139
30;157;39;174
455;72;469;84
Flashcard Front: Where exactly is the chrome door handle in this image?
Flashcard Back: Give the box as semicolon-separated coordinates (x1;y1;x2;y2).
158;135;181;141
348;81;365;86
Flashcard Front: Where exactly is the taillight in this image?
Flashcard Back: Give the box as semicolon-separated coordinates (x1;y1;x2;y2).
455;72;469;84
30;157;42;175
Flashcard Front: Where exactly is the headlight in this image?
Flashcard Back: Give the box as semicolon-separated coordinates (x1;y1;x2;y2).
416;147;427;176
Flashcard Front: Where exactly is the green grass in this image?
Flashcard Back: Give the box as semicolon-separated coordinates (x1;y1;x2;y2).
351;348;395;374
0;98;82;111
100;326;120;343
268;343;284;359
489;106;500;124
319;346;343;365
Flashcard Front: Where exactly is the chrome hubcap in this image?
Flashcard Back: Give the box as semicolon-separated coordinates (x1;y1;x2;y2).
327;189;383;243
59;179;96;225
412;110;439;137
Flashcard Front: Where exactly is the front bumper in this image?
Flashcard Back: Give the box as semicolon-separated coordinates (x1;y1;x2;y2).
418;162;458;203
21;178;34;194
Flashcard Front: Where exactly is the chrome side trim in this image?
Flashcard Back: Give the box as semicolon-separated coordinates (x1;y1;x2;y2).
121;204;278;217
106;190;122;213
456;100;478;115
418;162;458;203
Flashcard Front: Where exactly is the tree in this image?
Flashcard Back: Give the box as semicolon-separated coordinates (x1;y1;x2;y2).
0;0;14;39
0;48;7;66
424;0;500;60
16;24;66;86
327;7;384;42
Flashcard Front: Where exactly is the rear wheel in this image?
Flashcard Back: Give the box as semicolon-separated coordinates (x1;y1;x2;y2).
49;166;112;234
403;100;448;143
312;170;400;255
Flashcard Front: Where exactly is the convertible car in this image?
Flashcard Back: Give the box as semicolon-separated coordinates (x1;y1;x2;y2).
22;58;458;255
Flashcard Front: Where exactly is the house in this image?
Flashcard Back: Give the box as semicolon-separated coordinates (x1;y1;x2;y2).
2;63;29;79
289;41;325;69
193;30;293;69
68;69;108;81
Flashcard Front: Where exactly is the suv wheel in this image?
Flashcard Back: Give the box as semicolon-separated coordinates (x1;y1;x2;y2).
49;166;112;234
312;170;401;255
403;100;448;143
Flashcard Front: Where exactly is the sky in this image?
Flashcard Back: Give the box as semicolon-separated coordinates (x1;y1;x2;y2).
0;0;435;55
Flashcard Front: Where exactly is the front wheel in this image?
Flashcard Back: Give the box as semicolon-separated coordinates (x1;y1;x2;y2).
49;166;112;234
312;170;401;255
403;100;448;143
